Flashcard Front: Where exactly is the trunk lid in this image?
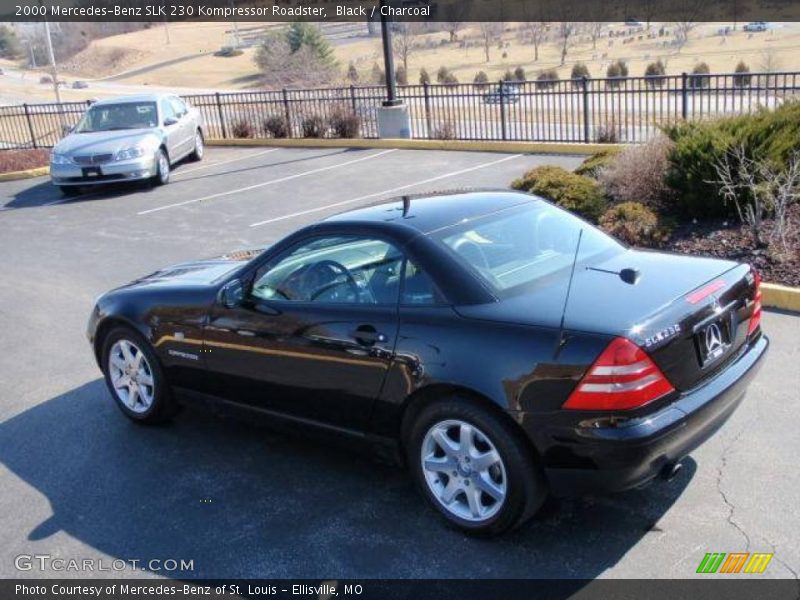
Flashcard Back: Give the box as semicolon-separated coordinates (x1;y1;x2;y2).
456;249;758;391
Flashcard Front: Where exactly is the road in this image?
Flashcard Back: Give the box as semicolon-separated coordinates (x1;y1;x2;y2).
0;146;798;581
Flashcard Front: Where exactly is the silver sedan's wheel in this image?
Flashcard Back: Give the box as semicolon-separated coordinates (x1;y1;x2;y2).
421;419;507;523
156;150;170;185
108;339;155;414
192;131;204;160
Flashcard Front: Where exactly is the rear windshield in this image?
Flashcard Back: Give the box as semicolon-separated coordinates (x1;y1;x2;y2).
431;200;623;298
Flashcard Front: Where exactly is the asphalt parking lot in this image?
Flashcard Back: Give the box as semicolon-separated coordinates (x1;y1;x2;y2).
0;146;798;581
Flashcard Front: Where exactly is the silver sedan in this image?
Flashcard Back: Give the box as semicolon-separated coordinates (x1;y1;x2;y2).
50;93;204;195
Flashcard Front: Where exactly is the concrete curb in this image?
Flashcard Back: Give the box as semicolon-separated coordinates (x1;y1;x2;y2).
206;138;619;155
762;283;800;313
0;166;50;182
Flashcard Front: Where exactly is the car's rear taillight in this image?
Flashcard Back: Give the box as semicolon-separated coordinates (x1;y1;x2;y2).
564;337;675;410
747;268;762;336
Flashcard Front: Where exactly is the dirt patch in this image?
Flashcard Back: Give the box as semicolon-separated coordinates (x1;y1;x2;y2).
0;149;49;174
662;204;800;287
61;45;152;79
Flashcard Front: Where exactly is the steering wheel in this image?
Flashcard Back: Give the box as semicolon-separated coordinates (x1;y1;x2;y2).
452;238;490;270
304;260;361;302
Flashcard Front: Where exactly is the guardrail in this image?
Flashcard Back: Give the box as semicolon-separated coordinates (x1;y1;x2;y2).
2;70;799;149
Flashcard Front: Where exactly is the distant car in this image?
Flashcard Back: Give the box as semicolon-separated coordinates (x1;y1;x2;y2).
625;18;642;27
744;22;768;32
483;85;520;105
49;93;204;196
86;191;768;535
72;80;89;89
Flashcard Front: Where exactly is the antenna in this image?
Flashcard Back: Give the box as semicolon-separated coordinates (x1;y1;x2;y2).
559;229;583;336
402;195;411;216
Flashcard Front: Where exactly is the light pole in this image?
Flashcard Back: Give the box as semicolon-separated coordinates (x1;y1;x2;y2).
379;0;401;106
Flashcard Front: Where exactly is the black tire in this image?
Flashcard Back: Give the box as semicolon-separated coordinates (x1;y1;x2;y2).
152;148;170;186
59;185;81;196
407;397;547;536
189;129;204;161
100;326;178;424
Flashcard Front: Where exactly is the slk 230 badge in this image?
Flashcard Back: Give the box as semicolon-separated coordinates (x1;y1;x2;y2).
644;324;681;348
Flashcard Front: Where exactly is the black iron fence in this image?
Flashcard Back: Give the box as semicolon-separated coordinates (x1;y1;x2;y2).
2;70;799;150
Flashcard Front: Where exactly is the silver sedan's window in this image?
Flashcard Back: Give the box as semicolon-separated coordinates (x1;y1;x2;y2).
433;202;621;295
74;102;158;133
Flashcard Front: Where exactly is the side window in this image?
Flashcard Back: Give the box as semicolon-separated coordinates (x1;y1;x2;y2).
251;236;405;305
169;97;187;118
401;260;444;305
160;99;176;124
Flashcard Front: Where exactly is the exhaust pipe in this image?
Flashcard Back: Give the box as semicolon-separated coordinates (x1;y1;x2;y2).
661;461;683;482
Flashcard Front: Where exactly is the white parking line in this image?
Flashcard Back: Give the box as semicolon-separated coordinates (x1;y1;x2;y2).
172;148;279;178
248;153;524;228
137;149;397;216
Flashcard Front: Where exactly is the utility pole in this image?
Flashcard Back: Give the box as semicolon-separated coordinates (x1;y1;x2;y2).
379;0;401;106
43;21;62;104
230;0;240;49
163;0;171;45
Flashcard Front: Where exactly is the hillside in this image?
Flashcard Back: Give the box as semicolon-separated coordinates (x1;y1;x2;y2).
5;21;800;100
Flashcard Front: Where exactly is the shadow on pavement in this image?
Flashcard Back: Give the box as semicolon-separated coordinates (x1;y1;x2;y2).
0;380;696;581
2;148;354;210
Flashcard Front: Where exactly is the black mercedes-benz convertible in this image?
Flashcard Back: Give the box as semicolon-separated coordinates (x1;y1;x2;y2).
87;191;767;534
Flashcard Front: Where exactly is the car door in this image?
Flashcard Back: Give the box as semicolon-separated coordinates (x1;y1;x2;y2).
203;234;403;432
159;98;182;160
168;96;194;157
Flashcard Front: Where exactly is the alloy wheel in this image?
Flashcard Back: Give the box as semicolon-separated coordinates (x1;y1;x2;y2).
108;339;155;414
194;132;204;159
421;419;507;522
157;151;170;184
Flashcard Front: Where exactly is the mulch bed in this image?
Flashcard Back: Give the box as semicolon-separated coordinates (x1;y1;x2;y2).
0;149;50;174
661;203;800;287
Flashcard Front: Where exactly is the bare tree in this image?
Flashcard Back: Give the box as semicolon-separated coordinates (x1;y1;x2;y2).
442;1;471;43
589;23;604;50
392;23;419;75
525;22;547;62
478;22;503;63
255;34;335;89
674;0;701;48
642;0;656;29
711;146;800;249
558;22;576;65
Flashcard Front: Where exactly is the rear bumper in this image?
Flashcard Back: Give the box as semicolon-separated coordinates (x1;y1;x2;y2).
529;334;769;496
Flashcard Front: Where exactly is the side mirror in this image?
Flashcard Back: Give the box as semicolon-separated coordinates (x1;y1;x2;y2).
61;124;73;136
219;279;244;308
163;117;178;127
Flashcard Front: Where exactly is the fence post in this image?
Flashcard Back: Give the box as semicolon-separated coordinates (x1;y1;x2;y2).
23;104;37;149
282;88;293;137
681;72;688;120
423;81;432;139
499;80;507;141
349;85;357;114
582;77;590;143
215;92;227;139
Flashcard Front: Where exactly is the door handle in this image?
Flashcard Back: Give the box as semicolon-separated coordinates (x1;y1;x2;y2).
352;325;387;346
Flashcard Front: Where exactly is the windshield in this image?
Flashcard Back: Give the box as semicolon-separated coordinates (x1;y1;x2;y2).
74;102;158;133
432;201;623;297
